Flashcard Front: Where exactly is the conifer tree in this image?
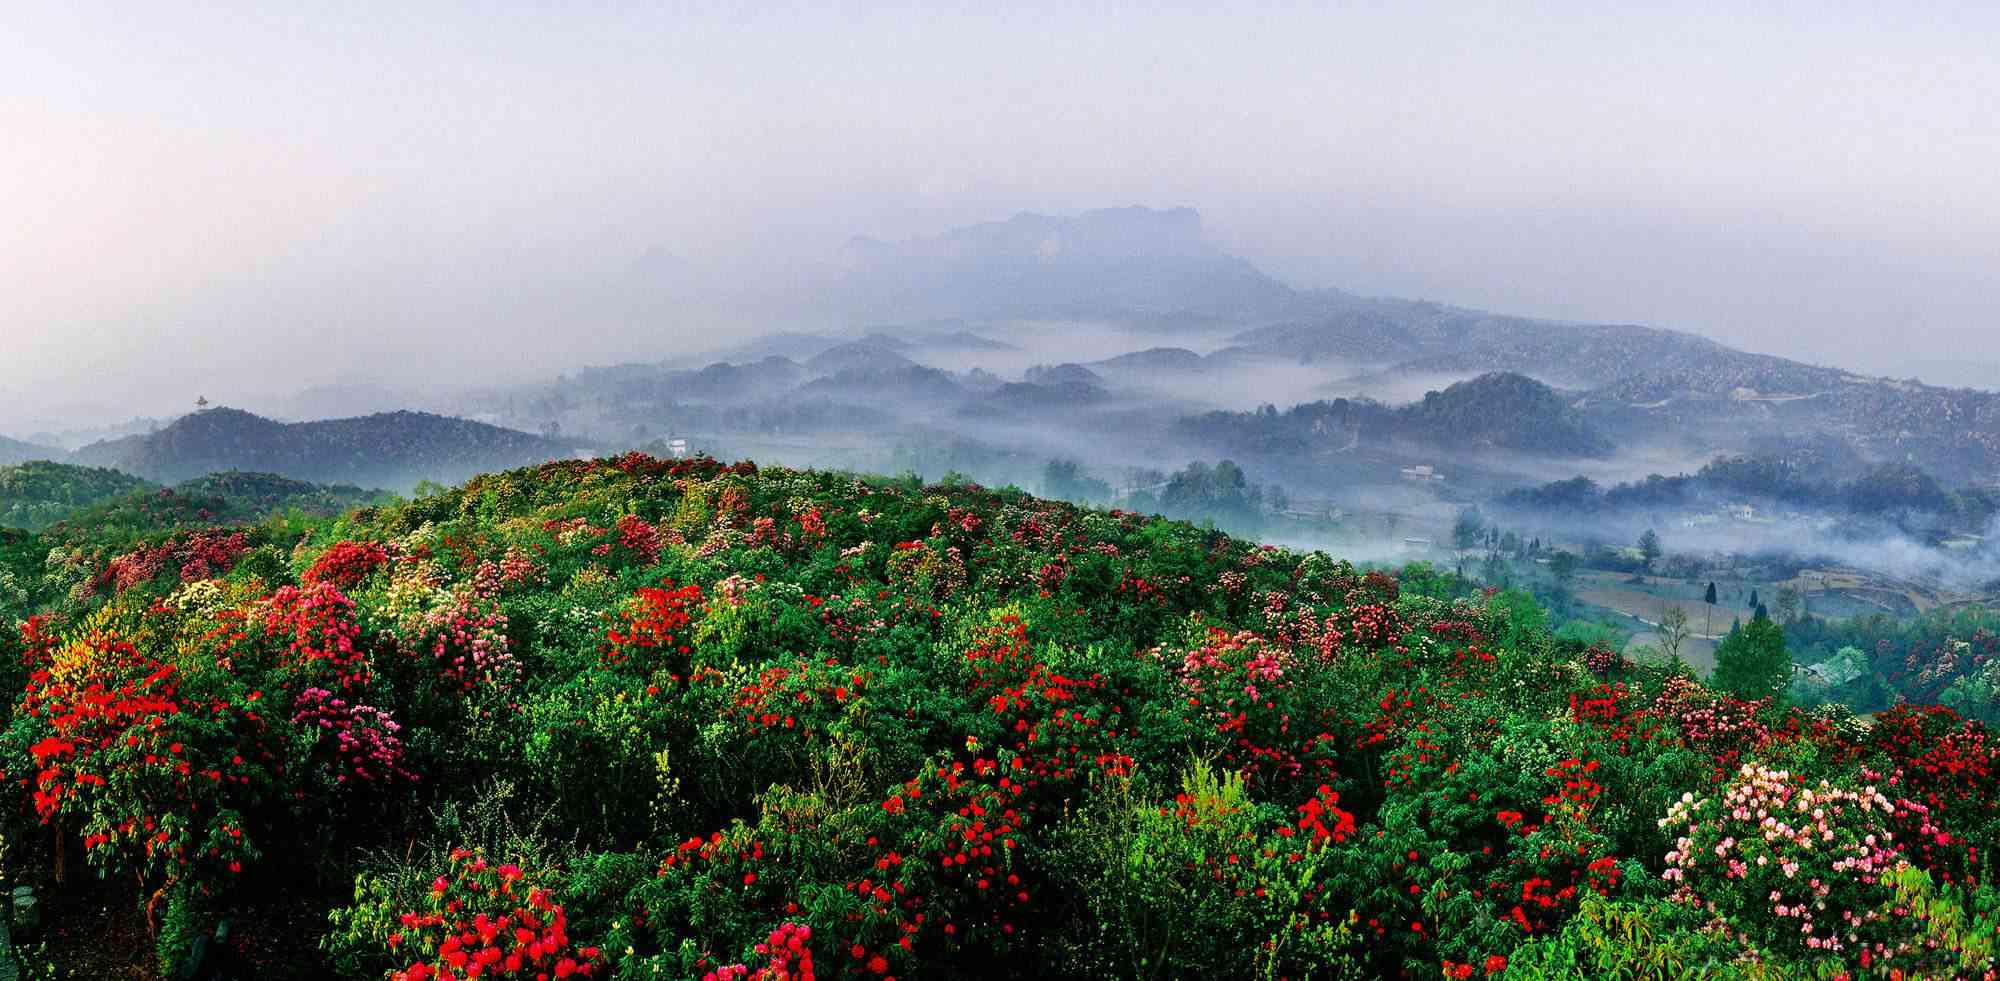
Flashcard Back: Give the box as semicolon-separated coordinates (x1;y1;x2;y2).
1713;609;1790;701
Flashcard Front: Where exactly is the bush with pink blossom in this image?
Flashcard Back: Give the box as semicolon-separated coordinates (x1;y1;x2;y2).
1660;763;1920;968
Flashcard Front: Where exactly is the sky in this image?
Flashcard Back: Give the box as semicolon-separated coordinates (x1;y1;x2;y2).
3;1;1999;429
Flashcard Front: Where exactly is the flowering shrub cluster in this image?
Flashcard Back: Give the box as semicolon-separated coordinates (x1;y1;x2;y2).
3;452;1997;980
414;592;520;694
1661;764;1915;962
291;686;415;785
303;539;395;590
98;529;251;593
329;848;602;981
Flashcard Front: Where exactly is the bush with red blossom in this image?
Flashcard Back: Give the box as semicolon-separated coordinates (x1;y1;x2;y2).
258;581;372;690
327;847;602;981
14;452;2000;979
601;581;704;672
7;617;278;926
304;540;395;590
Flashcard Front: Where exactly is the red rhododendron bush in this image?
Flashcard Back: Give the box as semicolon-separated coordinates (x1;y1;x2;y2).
1;453;1997;979
326;847;602;981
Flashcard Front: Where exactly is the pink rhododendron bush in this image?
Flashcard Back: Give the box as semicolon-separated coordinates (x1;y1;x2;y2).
1662;765;1913;961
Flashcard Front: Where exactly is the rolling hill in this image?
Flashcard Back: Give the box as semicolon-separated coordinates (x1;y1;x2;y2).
9;452;1996;977
0;460;154;530
70;407;581;489
1178;372;1613;459
0;433;62;466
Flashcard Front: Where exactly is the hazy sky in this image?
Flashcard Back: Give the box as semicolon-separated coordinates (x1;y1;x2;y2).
4;2;1998;427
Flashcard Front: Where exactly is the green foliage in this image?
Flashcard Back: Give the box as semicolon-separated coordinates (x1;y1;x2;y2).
1047;761;1366;980
0;461;154;530
1503;895;1781;979
3;453;1996;979
1712;613;1790;701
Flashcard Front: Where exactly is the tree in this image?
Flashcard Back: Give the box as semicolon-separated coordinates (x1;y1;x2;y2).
1704;581;1718;637
1637;529;1662;570
1747;588;1761;612
1161;459;1258;530
1452;507;1485;551
1712;611;1790;701
1657;604;1691;670
1774;586;1802;624
1044;459;1112;503
1547;550;1579;591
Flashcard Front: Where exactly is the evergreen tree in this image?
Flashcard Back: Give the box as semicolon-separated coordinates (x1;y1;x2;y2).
1713;610;1790;701
1773;586;1802;623
1452;507;1485;551
1637;528;1662;568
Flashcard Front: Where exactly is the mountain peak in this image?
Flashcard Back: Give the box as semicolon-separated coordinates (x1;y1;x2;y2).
832;206;1297;320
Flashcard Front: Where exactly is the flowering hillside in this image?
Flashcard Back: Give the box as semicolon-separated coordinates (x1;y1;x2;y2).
2;454;1996;979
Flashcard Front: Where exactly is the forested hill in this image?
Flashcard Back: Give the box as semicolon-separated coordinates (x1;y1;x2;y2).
0;460;391;534
1179;371;1613;457
0;460;153;530
4;452;1994;978
69;407;581;489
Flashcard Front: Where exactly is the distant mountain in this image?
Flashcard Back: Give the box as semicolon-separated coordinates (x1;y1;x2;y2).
443;205;2000;486
800;364;967;406
1024;363;1105;387
255;382;434;422
807;342;917;377
71;408;580;489
1229;295;2000;482
918;330;1018;353
0;434;62;466
1088;347;1207;382
1403;372;1612;456
1228;301;1741;387
831;207;1303;321
1178;372;1612;459
859;327;1019;355
21;417;164;453
964;380;1109;419
665;332;850;370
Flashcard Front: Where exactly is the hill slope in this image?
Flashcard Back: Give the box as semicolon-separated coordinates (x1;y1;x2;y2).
71;407;580;488
6;453;1994;978
1179;371;1613;458
0;460;153;530
0;433;63;466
